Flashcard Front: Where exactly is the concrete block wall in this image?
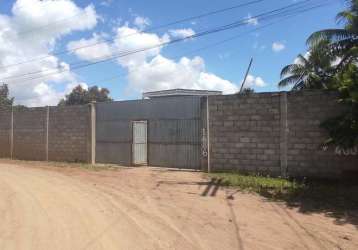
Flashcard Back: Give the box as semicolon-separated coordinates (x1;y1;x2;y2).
286;91;357;177
209;91;358;178
209;93;282;176
13;107;47;161
0;105;91;163
48;105;91;162
0;108;11;158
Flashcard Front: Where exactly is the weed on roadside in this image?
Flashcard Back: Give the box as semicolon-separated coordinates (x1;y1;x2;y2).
209;171;358;225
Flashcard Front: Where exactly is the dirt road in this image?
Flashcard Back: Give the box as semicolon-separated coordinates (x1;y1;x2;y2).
0;160;357;250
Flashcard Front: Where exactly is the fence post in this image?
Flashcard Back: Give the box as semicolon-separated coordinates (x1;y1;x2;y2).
90;102;96;165
45;106;49;161
280;92;288;177
10;106;13;159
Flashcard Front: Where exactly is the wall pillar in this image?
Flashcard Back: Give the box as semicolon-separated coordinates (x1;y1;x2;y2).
206;96;211;173
90;102;96;165
10;106;13;159
45;106;49;161
280;92;288;177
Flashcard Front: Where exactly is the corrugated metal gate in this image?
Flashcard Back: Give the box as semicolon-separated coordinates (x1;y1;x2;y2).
95;96;202;169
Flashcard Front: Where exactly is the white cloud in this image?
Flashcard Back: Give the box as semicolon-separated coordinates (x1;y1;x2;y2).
113;26;237;94
272;42;286;52
67;25;169;68
246;14;258;26
69;23;239;95
100;0;113;7
133;16;151;30
126;55;239;94
12;0;98;41
293;51;310;64
169;28;196;39
67;33;113;62
244;74;267;88
218;52;231;60
253;42;266;51
113;25;170;67
0;0;98;106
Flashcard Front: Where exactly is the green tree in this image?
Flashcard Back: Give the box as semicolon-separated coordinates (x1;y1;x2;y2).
304;0;358;149
241;88;255;94
278;40;337;90
307;0;358;69
59;85;113;106
320;64;358;148
0;84;14;107
87;86;112;103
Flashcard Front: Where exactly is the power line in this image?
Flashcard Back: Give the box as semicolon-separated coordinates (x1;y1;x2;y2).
45;2;332;90
2;0;333;84
78;22;283;88
0;0;265;70
1;0;318;82
4;0;333;88
3;0;328;84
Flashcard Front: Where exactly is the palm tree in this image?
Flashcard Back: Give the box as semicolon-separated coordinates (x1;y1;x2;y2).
241;87;255;94
307;0;358;68
278;40;336;90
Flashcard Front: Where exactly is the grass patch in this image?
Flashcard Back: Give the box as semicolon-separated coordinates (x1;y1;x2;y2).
1;159;120;172
210;172;358;213
210;172;304;198
48;162;120;171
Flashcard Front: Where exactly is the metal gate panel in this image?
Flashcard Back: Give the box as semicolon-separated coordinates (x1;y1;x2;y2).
132;121;147;165
148;119;201;169
96;97;202;169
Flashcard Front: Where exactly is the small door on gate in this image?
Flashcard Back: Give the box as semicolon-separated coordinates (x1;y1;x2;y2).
132;121;148;165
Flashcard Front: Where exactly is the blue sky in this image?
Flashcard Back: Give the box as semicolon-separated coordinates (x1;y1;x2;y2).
0;0;345;105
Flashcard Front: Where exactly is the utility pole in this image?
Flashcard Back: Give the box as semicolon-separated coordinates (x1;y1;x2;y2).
239;58;253;93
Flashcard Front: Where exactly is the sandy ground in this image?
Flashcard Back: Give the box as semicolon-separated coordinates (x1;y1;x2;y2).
0;160;357;250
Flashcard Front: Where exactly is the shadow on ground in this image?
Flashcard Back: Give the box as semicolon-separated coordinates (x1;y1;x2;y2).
262;180;358;229
158;176;358;228
242;179;358;229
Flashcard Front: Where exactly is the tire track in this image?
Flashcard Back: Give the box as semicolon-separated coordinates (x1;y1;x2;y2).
1;161;357;250
270;202;327;250
225;190;244;250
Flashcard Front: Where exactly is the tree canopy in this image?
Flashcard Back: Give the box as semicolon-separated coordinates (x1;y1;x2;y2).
0;84;14;108
278;0;358;149
241;88;255;94
59;85;113;106
307;0;358;70
279;40;337;90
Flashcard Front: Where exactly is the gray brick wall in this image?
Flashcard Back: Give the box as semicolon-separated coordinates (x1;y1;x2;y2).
1;90;357;177
48;105;91;162
0;105;91;163
209;93;282;176
286;91;357;178
209;91;358;178
0;109;11;158
13;107;47;161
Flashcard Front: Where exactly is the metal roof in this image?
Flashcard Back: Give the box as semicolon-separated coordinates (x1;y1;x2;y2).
142;88;222;98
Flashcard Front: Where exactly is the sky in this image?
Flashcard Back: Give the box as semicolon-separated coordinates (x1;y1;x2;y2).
0;0;346;106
